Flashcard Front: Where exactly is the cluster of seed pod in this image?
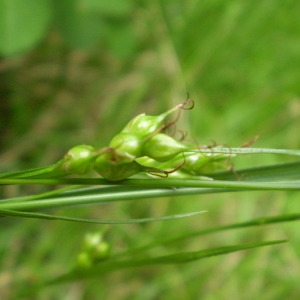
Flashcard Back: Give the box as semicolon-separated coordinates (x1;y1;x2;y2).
59;99;231;181
76;232;110;269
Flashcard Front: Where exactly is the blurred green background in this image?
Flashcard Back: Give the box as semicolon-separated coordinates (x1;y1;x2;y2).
1;0;300;299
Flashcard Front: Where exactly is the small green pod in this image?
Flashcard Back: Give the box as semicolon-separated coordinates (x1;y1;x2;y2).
121;113;166;137
120;101;191;138
92;242;111;261
76;252;93;269
82;232;111;261
83;232;104;252
93;151;144;181
109;133;142;158
182;152;232;175
61;145;98;175
137;151;231;177
142;133;189;162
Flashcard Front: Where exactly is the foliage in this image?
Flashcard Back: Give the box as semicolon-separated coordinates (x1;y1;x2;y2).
0;0;135;57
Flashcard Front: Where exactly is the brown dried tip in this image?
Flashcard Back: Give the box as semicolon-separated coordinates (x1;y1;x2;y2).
176;129;188;141
179;97;195;110
241;135;260;148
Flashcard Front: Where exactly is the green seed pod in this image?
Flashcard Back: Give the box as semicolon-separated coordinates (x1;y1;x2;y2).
135;155;185;178
182;152;232;175
182;153;212;174
137;151;231;178
76;252;93;269
61;145;98;175
137;154;184;170
94;149;168;181
121;100;194;138
82;232;111;261
121;113;166;137
142;133;189;162
83;232;104;252
92;242;111;261
93;151;144;181
109;133;142;158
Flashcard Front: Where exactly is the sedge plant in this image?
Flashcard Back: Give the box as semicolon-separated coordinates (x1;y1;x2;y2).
1;98;300;295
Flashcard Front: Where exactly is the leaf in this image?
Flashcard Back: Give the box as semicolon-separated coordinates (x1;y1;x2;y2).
0;208;206;224
118;213;300;257
19;239;286;296
213;160;300;181
283;194;300;258
3;177;300;212
50;240;287;283
2;160;300;212
0;0;51;56
0;163;68;179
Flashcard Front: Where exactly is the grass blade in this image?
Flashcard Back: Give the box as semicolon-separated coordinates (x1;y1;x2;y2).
117;213;300;257
51;239;287;283
0;163;69;179
0;208;206;224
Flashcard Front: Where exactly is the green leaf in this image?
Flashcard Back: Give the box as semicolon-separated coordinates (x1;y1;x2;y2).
0;208;206;224
3;167;300;211
50;240;286;283
0;163;68;179
118;213;300;257
283;193;300;258
0;0;51;56
19;240;286;296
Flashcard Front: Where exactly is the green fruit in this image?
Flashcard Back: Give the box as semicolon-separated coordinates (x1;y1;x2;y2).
121;113;166;137
94;151;143;181
109;133;142;158
142;133;189;162
76;252;93;269
61;145;98;174
182;152;231;175
93;242;111;261
120;101;190;138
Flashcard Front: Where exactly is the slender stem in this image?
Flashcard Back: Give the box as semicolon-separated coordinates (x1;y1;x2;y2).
1;177;300;190
0;186;228;211
192;147;300;156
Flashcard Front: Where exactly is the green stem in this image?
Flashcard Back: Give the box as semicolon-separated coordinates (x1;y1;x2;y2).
1;177;300;190
192;147;300;156
0;178;300;211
